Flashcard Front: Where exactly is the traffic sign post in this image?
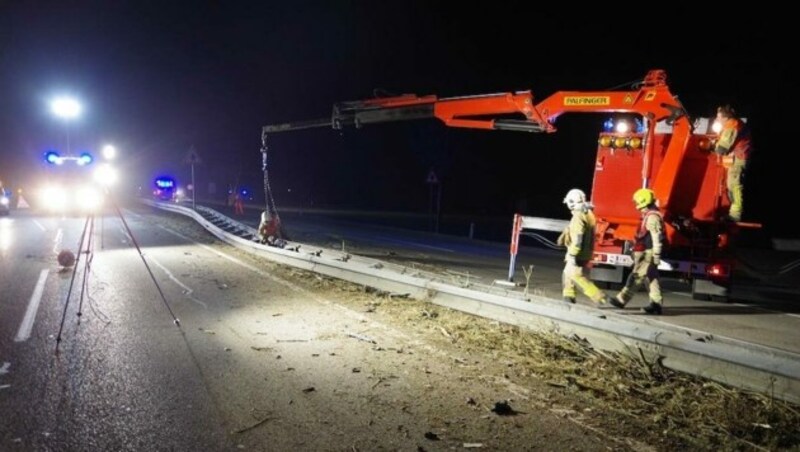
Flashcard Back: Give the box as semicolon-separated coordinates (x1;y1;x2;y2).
426;169;441;233
184;146;202;210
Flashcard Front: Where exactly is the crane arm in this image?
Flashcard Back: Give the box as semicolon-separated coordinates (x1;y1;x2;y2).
261;69;692;210
262;91;548;141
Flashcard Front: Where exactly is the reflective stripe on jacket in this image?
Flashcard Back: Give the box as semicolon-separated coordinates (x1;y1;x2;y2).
566;209;596;262
632;209;664;256
715;118;752;160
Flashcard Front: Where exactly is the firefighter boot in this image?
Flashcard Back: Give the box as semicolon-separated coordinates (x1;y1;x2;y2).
641;301;662;315
609;294;626;309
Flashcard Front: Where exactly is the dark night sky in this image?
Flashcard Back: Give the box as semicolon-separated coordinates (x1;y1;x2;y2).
0;3;795;236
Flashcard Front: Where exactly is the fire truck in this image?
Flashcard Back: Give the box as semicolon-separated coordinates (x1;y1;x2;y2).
260;70;757;300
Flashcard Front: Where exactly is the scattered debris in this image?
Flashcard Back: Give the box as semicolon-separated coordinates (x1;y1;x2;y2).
463;443;484;449
272;313;283;317
491;401;517;416
232;414;275;434
250;346;273;352
347;332;377;344
423;432;439;441
439;326;453;341
277;339;309;343
352;367;361;373
302;387;315;393
421;309;438;319
466;397;476;405
224;347;232;352
198;328;216;335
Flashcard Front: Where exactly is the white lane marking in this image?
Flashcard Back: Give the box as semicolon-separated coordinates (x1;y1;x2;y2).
148;256;207;308
52;229;63;254
0;385;10;390
32;220;46;232
15;269;50;342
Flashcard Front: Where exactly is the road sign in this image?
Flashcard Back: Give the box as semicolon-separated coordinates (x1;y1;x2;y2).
184;146;202;165
426;169;439;184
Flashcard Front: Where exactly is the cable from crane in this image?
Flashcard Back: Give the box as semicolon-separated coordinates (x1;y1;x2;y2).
259;132;287;243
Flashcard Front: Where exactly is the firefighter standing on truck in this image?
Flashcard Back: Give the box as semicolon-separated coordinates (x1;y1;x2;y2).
714;104;752;222
611;188;664;314
558;188;611;305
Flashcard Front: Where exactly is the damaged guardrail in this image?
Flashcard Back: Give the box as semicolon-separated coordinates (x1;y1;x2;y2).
142;199;800;404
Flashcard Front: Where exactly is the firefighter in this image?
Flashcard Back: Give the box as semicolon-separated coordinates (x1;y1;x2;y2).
233;190;245;215
714;104;752;222
559;188;611;305
611;188;664;314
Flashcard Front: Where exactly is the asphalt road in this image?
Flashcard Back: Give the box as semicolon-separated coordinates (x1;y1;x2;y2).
1;208;620;451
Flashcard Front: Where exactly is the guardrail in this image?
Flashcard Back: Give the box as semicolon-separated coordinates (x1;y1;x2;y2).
142;199;800;404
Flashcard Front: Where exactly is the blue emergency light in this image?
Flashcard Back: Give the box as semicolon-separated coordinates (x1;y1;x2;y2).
155;177;175;188
45;150;61;164
78;152;93;165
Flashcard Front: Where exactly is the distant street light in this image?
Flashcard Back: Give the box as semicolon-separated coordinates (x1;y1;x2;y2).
50;97;82;120
102;144;116;160
50;96;83;155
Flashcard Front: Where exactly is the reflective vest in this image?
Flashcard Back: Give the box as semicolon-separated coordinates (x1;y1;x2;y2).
633;210;664;252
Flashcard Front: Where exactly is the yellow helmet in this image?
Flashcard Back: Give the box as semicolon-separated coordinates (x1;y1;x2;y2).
633;188;656;210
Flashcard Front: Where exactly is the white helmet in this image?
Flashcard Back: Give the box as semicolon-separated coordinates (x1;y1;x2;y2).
563;188;587;211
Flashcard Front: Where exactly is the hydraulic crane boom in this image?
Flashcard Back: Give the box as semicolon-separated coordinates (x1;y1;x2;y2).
262;69;690;211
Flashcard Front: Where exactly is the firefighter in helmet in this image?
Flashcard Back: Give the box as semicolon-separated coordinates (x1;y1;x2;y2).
714;104;752;222
558;188;611;305
611;188;664;314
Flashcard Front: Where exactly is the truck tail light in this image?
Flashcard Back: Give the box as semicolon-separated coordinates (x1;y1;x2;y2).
706;263;731;280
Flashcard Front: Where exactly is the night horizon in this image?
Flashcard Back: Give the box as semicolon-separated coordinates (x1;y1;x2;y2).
1;3;794;236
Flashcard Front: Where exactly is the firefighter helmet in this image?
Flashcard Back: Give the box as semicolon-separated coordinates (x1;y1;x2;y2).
717;104;736;119
563;188;587;211
633;188;656;210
